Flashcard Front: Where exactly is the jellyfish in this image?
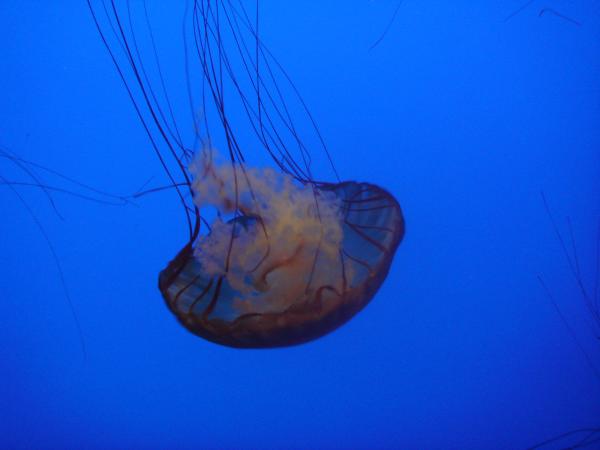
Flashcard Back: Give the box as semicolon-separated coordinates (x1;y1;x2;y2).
87;0;405;348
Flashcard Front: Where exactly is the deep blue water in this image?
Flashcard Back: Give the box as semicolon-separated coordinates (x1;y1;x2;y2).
1;1;599;449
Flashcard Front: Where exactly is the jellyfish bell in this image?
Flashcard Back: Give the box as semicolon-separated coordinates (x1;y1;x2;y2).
88;0;405;348
159;150;404;348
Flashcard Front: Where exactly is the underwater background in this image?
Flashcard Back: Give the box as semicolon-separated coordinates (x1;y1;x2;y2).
1;1;599;449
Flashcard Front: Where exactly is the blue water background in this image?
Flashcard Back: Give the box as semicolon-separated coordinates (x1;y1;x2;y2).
1;1;599;448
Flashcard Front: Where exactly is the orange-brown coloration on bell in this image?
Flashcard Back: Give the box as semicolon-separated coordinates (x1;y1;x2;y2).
159;179;404;348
